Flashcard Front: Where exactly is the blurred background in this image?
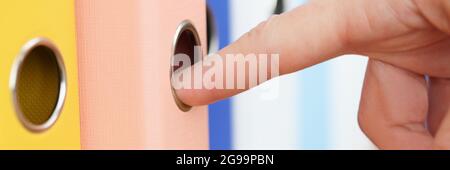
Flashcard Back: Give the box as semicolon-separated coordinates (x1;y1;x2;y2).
207;0;376;150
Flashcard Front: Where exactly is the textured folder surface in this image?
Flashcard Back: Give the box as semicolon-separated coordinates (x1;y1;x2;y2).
76;0;208;149
0;0;81;149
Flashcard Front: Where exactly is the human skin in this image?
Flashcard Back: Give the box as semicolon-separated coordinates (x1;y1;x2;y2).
176;0;450;149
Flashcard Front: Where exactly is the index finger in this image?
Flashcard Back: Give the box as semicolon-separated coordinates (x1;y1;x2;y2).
175;0;348;106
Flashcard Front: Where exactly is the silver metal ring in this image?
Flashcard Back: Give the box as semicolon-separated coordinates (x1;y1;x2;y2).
9;37;67;132
170;20;202;112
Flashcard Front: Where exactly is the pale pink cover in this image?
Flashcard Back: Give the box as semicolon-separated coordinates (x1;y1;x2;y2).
76;0;208;149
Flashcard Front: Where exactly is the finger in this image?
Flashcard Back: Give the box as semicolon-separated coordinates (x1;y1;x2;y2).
176;0;349;106
427;77;450;136
414;0;450;34
433;112;450;150
434;109;450;150
373;38;450;79
358;59;433;149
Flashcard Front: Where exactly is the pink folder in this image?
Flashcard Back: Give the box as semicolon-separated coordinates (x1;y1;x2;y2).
76;0;208;149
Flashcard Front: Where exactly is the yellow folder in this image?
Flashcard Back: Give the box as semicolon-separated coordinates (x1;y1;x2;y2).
0;0;80;149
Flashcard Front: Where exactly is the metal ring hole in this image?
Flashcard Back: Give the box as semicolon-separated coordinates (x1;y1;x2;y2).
171;21;202;112
11;38;66;132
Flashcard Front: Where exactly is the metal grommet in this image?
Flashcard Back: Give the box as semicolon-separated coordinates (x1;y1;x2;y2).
170;20;202;112
9;38;67;132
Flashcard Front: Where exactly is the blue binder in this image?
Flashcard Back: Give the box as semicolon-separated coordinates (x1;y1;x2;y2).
207;0;232;150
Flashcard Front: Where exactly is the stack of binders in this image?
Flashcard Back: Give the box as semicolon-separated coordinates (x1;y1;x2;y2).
0;0;209;150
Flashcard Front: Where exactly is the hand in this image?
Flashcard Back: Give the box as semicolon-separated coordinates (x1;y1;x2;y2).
176;0;450;149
